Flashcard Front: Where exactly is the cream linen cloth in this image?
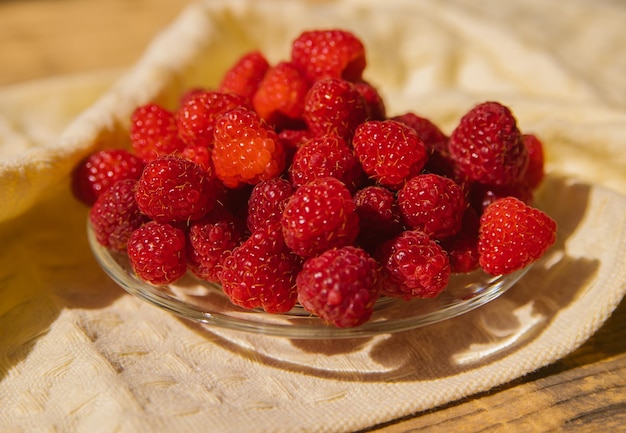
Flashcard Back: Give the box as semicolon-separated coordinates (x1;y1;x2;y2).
1;0;626;432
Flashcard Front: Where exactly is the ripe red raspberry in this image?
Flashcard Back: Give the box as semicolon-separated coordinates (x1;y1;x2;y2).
130;103;186;162
135;155;216;222
288;135;364;192
282;177;360;258
71;149;145;206
220;222;301;313
521;133;545;190
353;185;403;252
127;221;188;285
212;107;286;188
448;101;528;185
218;50;270;100
478;197;557;275
397;174;467;239
187;205;243;283
440;207;481;273
176;90;250;148
291;29;366;83
353;120;428;190
379;229;451;299
297;246;381;328
179;144;214;176
303;78;369;142
391;112;448;154
252;61;309;130
246;176;294;232
354;81;386;120
89;179;148;253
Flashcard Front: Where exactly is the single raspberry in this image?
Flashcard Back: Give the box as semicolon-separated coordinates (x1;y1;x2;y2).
246;176;294;233
354;81;386;120
288;134;364;192
212;107;286;188
468;181;533;214
218;51;270;100
220;222;301;313
252;61;309;130
353;120;428;190
379;229;451;299
281;177;360;258
135;155;216;223
291;29;366;83
521;133;545;190
353;185;403;252
130;103;186;162
187;205;243;283
478;197;557;275
303;78;369;142
71;149;145;206
397;174;467;239
89;179;148;253
391;112;448;155
127;221;188;285
448;101;528;185
176;90;250;148
440;207;481;273
297;246;381;328
180;144;214;176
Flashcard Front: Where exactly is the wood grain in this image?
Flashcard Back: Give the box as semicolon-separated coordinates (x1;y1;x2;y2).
1;1;625;431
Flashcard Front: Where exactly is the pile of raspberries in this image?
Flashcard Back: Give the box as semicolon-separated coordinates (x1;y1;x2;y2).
72;29;557;328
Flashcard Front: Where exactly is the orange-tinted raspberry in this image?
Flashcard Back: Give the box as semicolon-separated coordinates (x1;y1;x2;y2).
211;107;286;188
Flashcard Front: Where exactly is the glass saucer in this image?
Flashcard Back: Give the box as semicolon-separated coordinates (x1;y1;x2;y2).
87;219;530;339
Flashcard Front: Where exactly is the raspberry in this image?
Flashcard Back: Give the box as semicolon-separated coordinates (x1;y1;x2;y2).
397;174;467;239
281;177;360;258
89;179;147;253
127;221;188;285
391;112;448;154
212;107;286;188
179;144;214;176
252;61;309;130
187;205;243;283
130;103;186;162
448;101;528;185
176;90;250;148
353;120;428;190
220;222;301;313
478;197;557;275
521;133;545;190
353;185;403;252
71;149;145;206
297;246;380;328
440;207;481;273
246;176;294;232
291;29;366;83
218;51;270;100
288;134;364;192
135;155;216;222
379;230;451;299
468;181;533;214
303;78;369;142
354;81;386;120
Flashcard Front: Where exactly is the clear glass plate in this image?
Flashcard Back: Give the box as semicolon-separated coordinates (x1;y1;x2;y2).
88;219;530;339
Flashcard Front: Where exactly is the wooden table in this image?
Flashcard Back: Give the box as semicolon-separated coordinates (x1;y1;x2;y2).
1;1;625;431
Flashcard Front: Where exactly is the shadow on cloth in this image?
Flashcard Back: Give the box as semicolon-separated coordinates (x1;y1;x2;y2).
0;182;125;379
190;175;601;382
